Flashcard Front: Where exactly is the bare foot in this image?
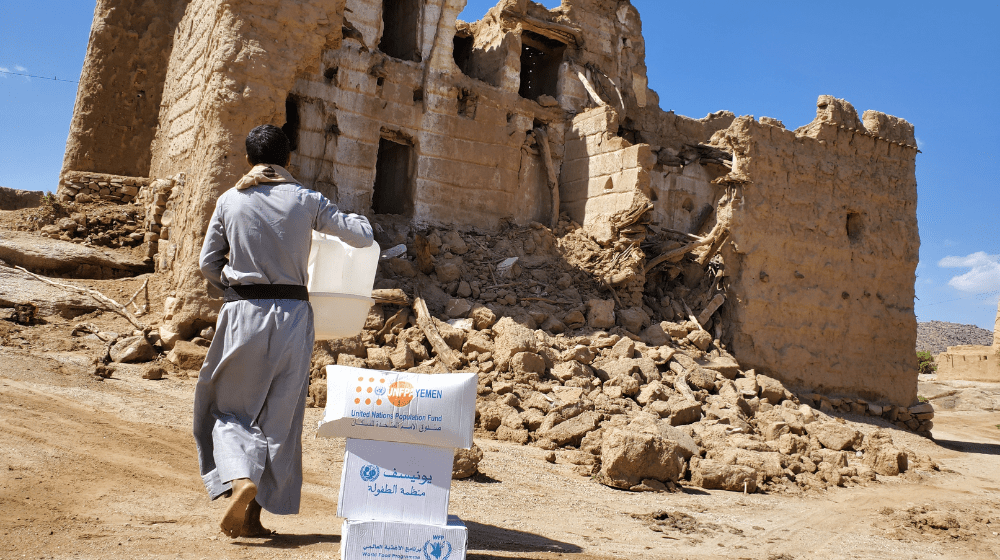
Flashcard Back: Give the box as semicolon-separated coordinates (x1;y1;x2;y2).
220;478;257;538
240;499;274;538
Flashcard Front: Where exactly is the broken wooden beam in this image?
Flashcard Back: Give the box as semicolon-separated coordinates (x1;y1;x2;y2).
371;288;410;306
413;288;462;371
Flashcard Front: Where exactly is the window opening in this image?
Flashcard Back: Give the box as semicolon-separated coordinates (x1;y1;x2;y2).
453;33;474;76
324;67;338;84
846;212;864;244
282;95;300;152
518;31;566;101
379;0;420;62
372;136;414;215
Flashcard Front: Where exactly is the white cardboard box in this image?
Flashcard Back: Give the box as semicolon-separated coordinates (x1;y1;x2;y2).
318;366;477;449
341;516;467;560
339;439;453;525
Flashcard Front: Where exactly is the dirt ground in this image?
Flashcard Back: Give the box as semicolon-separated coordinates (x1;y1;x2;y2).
1;307;999;560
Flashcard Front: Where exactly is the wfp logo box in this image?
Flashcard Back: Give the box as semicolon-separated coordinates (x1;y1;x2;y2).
341;516;467;560
318;366;477;449
339;439;453;526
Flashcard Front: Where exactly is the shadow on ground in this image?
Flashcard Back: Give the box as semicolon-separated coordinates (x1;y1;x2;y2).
465;520;582;554
934;439;1000;456
235;533;340;549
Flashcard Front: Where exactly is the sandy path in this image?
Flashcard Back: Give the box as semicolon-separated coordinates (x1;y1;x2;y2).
1;344;999;560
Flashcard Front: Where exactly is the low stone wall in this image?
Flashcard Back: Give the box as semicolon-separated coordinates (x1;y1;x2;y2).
0;186;44;211
800;392;935;435
58;172;152;204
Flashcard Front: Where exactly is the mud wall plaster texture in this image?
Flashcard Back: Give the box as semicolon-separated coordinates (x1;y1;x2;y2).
714;98;920;406
60;0;183;181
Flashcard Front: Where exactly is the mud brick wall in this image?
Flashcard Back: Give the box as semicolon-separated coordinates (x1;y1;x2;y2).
60;0;183;181
560;105;653;225
715;99;920;406
285;0;566;229
59;172;151;204
143;0;348;339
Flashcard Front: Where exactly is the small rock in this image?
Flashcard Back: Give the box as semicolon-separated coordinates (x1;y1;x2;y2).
598;428;686;490
453;444;484;479
805;422;863;451
617;307;650;334
199;326;216;341
366;347;392;370
470;305;497;330
563;310;586;329
610;337;636;359
641;323;670;346
862;429;908;476
167;340;208;370
445;298;473;318
142;365;167;380
435;260;463;283
691;459;757;492
110;336;156;364
660;321;689;338
587;299;615;329
757;374;787;403
544;451;557;463
686;329;712;351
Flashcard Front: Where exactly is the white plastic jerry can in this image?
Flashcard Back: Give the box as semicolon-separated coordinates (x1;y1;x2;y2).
307;230;380;340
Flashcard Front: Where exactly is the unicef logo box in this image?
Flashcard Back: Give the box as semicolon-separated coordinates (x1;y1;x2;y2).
339;439;453;525
341;516;467;560
318;366;477;449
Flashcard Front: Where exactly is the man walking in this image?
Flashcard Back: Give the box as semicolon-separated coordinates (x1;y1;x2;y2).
193;124;374;537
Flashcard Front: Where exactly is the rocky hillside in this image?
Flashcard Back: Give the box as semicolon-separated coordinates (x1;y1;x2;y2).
917;321;994;355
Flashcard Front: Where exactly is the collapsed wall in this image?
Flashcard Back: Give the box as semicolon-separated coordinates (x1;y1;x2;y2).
713;97;920;406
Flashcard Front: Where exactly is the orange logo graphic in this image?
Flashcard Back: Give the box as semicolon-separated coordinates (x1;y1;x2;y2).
354;376;387;406
387;381;414;407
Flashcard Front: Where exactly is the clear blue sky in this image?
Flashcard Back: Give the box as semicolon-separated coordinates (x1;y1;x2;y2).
1;1;997;329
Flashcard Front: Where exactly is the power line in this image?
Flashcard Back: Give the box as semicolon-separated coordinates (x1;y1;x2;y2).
0;70;77;83
920;289;1000;307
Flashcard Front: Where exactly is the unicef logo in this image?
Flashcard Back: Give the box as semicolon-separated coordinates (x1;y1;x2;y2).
374;386;386;397
423;538;452;560
359;464;380;482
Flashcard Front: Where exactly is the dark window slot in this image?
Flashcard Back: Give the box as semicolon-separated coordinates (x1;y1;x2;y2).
372;137;414;215
379;0;420;62
518;31;566;101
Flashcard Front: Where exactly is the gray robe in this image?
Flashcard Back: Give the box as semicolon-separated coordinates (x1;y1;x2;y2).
194;181;373;515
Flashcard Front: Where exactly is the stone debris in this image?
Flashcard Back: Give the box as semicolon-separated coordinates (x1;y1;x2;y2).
166;340;209;370
296;222;936;494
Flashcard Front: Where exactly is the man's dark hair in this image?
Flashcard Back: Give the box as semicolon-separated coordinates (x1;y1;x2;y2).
245;125;291;166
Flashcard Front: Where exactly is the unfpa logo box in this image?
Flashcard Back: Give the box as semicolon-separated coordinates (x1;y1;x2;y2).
341;516;467;560
318;366;477;449
338;439;453;526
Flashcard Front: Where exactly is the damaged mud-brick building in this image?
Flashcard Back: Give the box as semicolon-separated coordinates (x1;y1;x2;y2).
58;0;920;406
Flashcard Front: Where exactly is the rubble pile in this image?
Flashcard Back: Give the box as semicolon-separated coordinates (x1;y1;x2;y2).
300;219;936;493
9;199;147;250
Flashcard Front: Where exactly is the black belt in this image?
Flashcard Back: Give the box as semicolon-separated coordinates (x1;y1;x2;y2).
224;284;310;303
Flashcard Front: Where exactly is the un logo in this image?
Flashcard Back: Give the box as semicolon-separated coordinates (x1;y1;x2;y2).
359;464;380;482
423;538;452;560
374;385;386;397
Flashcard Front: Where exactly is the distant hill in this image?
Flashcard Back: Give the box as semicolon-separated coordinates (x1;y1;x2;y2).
917;321;994;355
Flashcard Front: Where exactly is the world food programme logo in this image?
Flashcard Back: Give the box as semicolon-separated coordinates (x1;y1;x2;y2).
359;464;380;482
422;537;452;560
